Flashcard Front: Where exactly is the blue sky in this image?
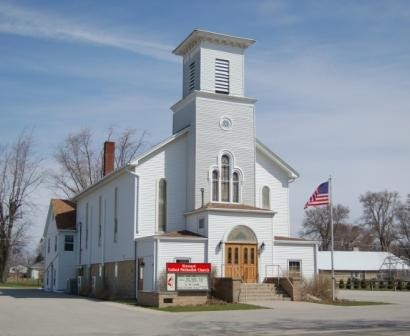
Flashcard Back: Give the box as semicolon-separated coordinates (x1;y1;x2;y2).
1;0;409;249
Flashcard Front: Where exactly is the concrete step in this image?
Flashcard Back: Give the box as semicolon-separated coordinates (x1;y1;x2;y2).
238;283;292;302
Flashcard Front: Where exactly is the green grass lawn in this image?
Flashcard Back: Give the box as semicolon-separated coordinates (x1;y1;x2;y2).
113;299;266;312
155;303;267;312
0;279;42;288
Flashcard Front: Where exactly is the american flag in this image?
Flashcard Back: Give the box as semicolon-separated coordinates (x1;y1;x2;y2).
304;181;329;209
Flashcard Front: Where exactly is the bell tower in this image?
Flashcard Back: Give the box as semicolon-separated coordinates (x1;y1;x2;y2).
171;30;257;210
173;29;254;99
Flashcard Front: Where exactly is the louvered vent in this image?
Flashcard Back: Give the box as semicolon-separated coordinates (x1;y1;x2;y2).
189;62;195;91
215;59;229;94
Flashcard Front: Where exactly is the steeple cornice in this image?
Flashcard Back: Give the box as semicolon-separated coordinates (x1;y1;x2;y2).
173;29;255;56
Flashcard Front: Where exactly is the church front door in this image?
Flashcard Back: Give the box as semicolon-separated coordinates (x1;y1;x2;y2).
225;243;257;283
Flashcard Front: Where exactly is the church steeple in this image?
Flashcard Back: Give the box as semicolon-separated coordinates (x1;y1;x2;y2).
171;30;258;210
173;30;255;98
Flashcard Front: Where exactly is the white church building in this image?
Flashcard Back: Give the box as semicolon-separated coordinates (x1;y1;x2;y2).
43;30;318;298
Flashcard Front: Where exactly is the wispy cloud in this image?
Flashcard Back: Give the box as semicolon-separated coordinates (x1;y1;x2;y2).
0;2;176;62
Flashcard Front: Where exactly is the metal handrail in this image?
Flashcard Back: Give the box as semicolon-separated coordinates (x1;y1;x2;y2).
265;264;294;290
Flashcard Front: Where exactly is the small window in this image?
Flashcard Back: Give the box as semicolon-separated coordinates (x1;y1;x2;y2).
175;258;191;263
215;59;229;94
114;187;118;242
233;172;239;203
47;238;50;254
227;247;232;264
212;170;219;202
54;235;57;252
189;61;195;91
157;179;167;232
85;203;89;249
64;235;74;251
221;155;230;202
288;260;301;278
234;247;239;264
198;218;205;232
262;186;270;209
98;195;102;247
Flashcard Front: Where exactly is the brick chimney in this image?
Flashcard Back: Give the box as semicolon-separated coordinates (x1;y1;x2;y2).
103;141;115;176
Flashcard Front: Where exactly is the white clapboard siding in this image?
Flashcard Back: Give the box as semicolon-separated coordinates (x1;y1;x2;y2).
135;132;188;236
136;238;155;292
182;45;200;98
199;41;244;97
255;148;290;237
207;212;274;282
76;172;136;264
57;232;77;290
44;206;77;292
195;97;256;208
273;242;317;279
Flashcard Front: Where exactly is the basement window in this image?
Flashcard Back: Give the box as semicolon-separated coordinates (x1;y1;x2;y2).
215;59;229;94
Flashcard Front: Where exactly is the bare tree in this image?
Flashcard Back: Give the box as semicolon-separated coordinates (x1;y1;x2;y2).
52;128;148;198
396;194;410;259
301;204;350;250
333;223;374;250
0;131;43;282
359;191;400;252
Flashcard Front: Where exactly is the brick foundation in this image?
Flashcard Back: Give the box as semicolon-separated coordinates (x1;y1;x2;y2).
213;278;241;303
138;291;208;308
78;260;135;299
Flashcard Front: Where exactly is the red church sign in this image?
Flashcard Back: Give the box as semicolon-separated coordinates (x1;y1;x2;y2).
166;262;211;274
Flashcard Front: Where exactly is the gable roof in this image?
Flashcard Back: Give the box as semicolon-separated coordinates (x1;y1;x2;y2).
256;139;299;179
72;127;190;201
318;251;410;271
50;199;76;230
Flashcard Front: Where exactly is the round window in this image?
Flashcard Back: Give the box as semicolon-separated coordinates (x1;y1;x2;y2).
220;117;232;130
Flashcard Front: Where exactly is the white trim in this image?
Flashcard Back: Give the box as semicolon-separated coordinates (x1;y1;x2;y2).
185;207;275;216
173;29;255;56
274;239;319;246
209;151;244;204
171;90;256;113
256;139;299;179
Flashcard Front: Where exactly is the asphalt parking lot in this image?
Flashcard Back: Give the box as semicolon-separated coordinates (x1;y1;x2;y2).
0;288;409;336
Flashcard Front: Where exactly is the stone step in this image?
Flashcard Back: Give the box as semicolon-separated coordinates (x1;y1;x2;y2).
238;283;292;302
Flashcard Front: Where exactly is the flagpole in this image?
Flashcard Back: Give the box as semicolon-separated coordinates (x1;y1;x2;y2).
329;175;335;301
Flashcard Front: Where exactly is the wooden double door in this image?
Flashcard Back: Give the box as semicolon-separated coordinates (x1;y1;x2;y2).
225;243;257;283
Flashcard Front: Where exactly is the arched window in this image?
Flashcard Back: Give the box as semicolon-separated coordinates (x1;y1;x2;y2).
221;155;230;202
212;170;219;202
227;225;257;243
233;171;239;203
262;186;270;209
158;179;167;232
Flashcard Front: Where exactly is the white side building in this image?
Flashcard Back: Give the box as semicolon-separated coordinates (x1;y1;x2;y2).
43;199;77;292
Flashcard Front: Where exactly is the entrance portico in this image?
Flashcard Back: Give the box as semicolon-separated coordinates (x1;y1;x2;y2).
224;225;258;283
